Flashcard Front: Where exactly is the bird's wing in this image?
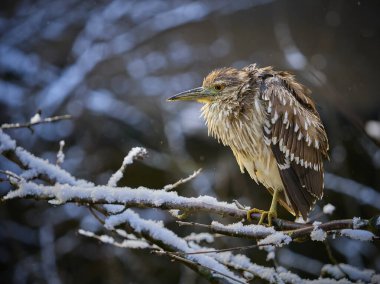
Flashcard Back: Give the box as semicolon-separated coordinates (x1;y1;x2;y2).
260;74;329;220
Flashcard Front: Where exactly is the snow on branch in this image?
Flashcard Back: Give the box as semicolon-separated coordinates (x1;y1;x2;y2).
1;113;71;130
1;124;380;283
0;130;90;186
310;221;327;242
164;168;202;191
56;140;65;166
83;209;362;284
3;178;378;243
104;209;246;284
339;229;375;241
2;180;244;219
321;263;380;283
107;147;147;187
78;229;152;249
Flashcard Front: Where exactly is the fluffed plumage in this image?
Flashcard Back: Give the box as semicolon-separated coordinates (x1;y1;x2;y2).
169;64;329;221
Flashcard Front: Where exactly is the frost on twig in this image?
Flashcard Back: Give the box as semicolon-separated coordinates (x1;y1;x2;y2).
310;221;327;242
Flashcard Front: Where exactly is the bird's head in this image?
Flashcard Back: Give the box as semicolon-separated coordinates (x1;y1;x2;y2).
167;67;248;104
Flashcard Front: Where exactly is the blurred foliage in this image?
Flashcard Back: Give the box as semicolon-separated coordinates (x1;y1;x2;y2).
0;0;379;283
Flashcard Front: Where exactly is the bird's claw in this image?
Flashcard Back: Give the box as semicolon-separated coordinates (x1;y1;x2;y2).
246;208;277;227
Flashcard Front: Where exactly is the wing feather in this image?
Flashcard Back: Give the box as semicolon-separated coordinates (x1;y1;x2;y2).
260;72;329;220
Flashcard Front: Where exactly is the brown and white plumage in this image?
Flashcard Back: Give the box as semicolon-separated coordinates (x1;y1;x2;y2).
168;64;329;221
254;65;329;219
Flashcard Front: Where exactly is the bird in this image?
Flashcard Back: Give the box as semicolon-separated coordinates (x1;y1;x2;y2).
167;64;329;226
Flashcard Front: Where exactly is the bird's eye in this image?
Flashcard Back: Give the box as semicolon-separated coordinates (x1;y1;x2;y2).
214;84;225;91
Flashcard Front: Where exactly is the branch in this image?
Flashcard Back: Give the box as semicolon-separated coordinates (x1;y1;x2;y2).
3;129;377;239
107;147;147;187
1;181;248;219
1;114;72;130
104;209;246;284
2;127;379;283
164;168;202;191
2;180;378;242
0;130;91;186
178;218;378;242
154;250;244;284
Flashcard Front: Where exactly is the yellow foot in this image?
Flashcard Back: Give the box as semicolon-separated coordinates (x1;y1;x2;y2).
246;208;277;227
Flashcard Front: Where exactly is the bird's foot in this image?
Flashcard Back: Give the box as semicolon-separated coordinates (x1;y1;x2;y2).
246;208;277;227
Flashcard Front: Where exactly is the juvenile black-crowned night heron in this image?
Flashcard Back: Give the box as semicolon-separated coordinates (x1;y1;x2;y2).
168;64;329;226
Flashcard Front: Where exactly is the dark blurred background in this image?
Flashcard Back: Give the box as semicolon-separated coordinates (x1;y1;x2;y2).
0;0;379;283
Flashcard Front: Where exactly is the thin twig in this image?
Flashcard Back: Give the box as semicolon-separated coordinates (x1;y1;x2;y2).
178;244;258;255
163;168;202;191
0;170;23;181
88;206;105;225
1;114;72;130
288;219;365;239
324;240;347;277
107;147;147;187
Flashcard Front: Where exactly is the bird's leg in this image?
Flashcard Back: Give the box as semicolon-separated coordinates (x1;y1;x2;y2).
266;189;279;226
246;189;279;226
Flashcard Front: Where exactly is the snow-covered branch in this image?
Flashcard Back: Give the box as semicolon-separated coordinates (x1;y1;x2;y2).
1;128;379;241
107;147;147;187
1;113;72;130
1;123;379;283
2;180;246;219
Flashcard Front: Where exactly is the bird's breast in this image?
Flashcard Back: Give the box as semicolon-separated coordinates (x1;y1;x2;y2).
201;99;284;191
201;98;267;157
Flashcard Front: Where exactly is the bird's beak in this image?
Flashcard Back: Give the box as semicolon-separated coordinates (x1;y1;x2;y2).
167;87;212;103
